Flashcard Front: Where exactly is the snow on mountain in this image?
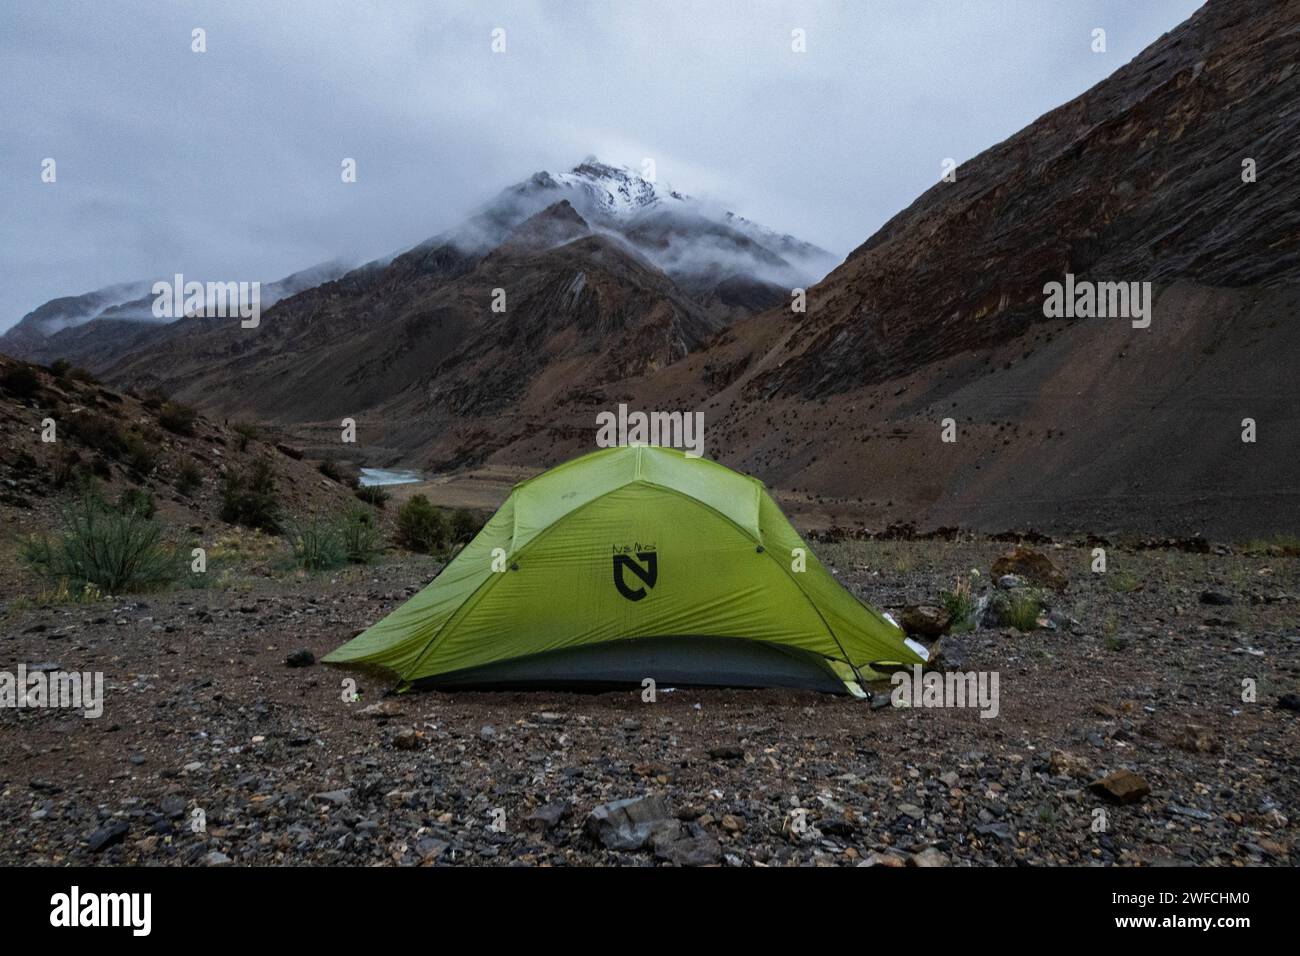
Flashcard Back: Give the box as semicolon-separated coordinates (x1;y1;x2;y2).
552;157;683;219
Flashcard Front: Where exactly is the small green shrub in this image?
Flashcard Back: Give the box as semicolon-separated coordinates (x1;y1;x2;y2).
396;494;447;554
286;514;346;571
1;364;41;398
62;411;127;457
23;493;176;593
940;577;977;632
354;485;390;507
122;432;157;479
175;461;202;496
50;449;85;490
232;421;262;452
339;504;383;564
1003;591;1043;631
159;401;197;436
449;508;482;544
1108;570;1140;593
117;487;156;519
219;459;280;533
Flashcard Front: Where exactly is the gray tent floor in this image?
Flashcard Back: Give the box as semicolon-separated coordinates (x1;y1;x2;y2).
410;635;849;694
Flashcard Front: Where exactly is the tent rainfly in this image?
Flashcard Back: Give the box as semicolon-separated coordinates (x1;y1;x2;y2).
324;445;927;694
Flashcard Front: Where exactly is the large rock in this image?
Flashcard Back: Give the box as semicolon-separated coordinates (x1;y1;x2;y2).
86;820;130;853
525;800;571;832
901;605;950;637
653;825;722;866
285;649;315;668
909;847;950;867
992;547;1068;591
586;795;679;851
1088;770;1151;805
927;635;967;670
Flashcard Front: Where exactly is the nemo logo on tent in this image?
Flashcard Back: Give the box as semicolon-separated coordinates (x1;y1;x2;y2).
613;548;657;601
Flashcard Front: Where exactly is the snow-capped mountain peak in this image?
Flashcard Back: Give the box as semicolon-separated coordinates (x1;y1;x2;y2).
551;157;682;219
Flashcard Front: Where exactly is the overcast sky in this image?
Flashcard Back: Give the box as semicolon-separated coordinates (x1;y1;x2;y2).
1;0;1204;332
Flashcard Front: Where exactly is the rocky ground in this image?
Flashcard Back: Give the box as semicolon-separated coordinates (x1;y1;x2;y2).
1;539;1297;867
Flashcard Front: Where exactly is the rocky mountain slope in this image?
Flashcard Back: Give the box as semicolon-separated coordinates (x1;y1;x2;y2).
749;0;1299;399
446;0;1300;538
6;160;831;449
0;355;358;560
2;260;354;370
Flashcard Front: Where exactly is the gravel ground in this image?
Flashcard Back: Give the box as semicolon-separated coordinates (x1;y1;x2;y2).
2;540;1296;866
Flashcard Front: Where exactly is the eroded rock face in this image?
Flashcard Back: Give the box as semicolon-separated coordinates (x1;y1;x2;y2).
749;0;1300;401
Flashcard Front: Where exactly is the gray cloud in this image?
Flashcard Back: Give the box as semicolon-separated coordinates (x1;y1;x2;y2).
0;0;1204;332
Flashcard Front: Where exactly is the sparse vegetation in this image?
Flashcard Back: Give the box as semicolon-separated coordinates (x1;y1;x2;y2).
1108;570;1140;593
116;487;156;519
122;432;157;479
61;411;127;457
286;514;346;571
339;504;383;564
449;507;483;544
220;459;280;533
232;421;263;452
396;494;448;554
354;485;390;507
49;360;97;384
0;364;41;398
317;458;344;483
1003;591;1043;631
159;401;198;436
175;461;202;496
1242;534;1300;557
941;575;977;632
287;505;383;570
22;492;176;593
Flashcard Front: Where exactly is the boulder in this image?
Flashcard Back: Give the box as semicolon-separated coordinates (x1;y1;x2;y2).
1088;770;1150;805
909;847;950;867
391;728;424;751
525;800;571;832
992;547;1068;591
900;604;950;637
586;794;680;851
653;825;722;866
86;820;130;853
284;649;315;668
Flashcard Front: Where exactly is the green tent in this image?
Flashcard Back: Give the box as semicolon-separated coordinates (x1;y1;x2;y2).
324;445;926;694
